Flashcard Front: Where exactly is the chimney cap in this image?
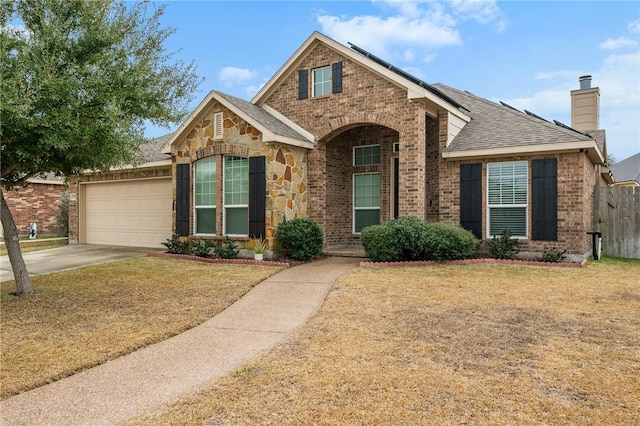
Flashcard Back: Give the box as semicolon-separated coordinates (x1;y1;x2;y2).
579;75;592;89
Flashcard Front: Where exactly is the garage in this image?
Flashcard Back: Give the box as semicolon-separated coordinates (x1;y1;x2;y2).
81;178;173;248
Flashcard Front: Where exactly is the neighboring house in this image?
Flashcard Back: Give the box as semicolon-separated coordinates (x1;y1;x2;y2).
69;32;612;259
2;176;67;237
610;153;640;186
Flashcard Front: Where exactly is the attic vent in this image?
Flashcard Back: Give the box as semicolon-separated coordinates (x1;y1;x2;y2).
213;112;223;140
393;142;400;153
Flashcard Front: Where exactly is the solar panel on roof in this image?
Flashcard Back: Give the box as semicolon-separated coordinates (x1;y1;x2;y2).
348;42;470;113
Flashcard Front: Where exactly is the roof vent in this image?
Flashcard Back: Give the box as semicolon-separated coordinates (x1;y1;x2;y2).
579;75;592;90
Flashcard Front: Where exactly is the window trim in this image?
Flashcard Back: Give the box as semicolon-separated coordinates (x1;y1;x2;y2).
353;172;381;234
193;157;217;236
311;65;331;97
353;144;381;166
223;156;249;237
486;161;528;239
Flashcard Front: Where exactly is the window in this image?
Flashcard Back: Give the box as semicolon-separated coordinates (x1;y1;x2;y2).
224;156;249;235
353;173;380;233
487;161;528;238
194;158;217;234
312;66;330;97
353;145;381;166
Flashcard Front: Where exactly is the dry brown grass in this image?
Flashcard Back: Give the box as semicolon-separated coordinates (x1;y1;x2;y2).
132;257;640;425
0;257;282;399
0;239;67;255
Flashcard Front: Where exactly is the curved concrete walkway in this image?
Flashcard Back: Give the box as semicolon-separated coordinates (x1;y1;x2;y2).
0;256;359;426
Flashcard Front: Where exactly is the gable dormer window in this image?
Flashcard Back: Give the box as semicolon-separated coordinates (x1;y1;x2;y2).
312;66;331;97
298;62;343;100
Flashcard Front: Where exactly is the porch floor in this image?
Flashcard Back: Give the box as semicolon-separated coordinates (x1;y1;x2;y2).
324;245;367;258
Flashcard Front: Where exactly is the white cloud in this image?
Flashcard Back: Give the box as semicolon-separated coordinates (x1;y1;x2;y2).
217;67;256;86
317;13;460;59
629;18;640;33
317;0;506;61
448;0;507;31
600;37;638;50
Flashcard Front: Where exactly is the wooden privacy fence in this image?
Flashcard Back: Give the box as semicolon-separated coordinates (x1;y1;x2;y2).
595;186;640;259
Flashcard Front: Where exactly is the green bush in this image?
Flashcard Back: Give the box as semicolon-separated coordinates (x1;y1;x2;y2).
191;239;215;258
214;237;239;259
361;225;400;262
488;229;520;259
540;246;567;263
422;222;478;261
162;234;190;254
360;218;478;262
384;217;430;261
276;218;323;261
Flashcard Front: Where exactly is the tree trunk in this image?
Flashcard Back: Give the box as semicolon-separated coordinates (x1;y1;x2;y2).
1;187;33;295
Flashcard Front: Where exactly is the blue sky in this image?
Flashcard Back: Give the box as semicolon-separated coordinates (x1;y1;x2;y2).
149;0;640;162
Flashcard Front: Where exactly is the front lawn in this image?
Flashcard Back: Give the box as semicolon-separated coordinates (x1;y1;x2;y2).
132;257;640;425
0;258;282;399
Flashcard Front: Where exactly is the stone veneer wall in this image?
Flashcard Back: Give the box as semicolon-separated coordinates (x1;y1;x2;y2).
2;182;67;237
173;100;307;251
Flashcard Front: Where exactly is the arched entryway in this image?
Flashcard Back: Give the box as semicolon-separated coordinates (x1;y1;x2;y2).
308;124;400;249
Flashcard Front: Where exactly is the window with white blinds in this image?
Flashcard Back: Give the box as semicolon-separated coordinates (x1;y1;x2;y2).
487;161;528;238
353;172;380;233
194;157;217;235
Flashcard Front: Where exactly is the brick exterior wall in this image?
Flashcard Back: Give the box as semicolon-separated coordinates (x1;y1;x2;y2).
2;182;67;237
438;151;598;256
263;43;431;247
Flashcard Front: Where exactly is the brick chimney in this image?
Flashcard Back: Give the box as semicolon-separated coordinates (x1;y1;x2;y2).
571;75;600;131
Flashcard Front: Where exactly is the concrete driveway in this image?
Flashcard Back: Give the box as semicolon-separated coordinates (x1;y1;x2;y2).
0;245;158;283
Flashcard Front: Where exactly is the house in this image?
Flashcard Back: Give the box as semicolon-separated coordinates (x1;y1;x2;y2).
69;32;612;260
610;153;640;186
2;176;67;238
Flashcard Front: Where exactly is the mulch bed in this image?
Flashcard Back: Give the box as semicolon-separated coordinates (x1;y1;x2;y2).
148;251;318;268
360;257;588;268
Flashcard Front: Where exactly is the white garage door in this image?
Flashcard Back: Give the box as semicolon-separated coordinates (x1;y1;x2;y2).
84;178;172;248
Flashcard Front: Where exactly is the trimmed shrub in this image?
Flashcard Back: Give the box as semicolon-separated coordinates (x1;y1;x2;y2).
162;234;190;254
488;229;520;259
384;217;430;261
191;239;215;258
361;218;478;262
276;218;323;261
361;225;400;262
422;222;478;261
214;237;239;259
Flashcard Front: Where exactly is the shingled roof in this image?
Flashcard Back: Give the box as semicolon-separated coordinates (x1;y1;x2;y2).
610;152;640;184
433;84;594;153
213;91;311;143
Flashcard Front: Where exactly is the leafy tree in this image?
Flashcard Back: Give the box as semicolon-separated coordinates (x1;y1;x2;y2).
0;0;201;295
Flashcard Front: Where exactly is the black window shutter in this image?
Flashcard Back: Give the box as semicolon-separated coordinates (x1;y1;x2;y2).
460;163;482;239
175;163;190;237
249;156;266;239
298;69;308;100
532;158;558;241
332;61;343;94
